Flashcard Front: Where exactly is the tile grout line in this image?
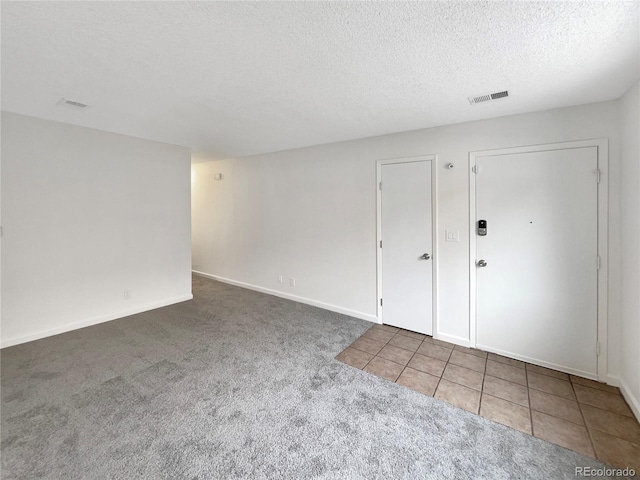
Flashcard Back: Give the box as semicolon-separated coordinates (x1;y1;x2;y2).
396;337;480;394
479;371;535;415
413;343;490;395
524;372;623;427
577;400;638;421
524;384;617;429
359;329;396;370
432;344;454;397
391;332;445;384
572;381;640;448
526;367;535;437
570;377;598;459
382;328;425;381
345;337;384;364
477;357;487;415
394;337;426;386
371;334;441;363
370;328;414;379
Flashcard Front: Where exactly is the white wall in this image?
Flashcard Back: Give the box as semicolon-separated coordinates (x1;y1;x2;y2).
619;80;640;416
1;112;193;347
192;100;623;369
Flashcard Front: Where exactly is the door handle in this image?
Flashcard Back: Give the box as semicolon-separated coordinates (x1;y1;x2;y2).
421;253;431;260
476;259;487;267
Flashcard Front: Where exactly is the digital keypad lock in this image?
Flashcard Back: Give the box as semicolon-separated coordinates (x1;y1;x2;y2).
478;220;487;236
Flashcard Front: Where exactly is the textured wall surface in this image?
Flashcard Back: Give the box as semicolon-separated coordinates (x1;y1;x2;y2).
1;113;193;347
619;80;640;416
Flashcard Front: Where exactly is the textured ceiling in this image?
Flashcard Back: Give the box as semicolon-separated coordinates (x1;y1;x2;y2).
2;1;639;159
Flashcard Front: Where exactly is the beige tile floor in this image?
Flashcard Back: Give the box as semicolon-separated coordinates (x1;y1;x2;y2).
336;324;640;471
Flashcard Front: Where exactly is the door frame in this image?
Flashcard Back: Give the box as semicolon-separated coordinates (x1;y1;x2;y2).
376;155;438;335
468;139;609;381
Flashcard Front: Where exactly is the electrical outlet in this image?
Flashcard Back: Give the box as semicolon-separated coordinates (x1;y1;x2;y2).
124;290;131;300
278;275;283;284
289;278;296;287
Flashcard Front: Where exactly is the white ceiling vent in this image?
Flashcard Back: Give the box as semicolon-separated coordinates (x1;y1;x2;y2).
468;90;509;105
57;98;89;109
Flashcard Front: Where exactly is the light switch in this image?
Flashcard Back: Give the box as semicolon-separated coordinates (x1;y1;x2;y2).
446;230;460;242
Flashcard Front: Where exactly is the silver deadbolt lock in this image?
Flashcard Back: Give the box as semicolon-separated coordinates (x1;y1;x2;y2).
477;259;487;267
421;253;431;260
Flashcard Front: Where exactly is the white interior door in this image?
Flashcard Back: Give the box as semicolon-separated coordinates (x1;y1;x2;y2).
381;160;433;335
474;147;598;376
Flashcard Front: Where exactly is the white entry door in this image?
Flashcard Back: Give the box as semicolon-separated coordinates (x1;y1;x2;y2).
474;146;599;377
380;159;433;335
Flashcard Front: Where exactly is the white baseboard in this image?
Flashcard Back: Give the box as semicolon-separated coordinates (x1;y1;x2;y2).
0;294;193;349
607;374;640;421
436;332;471;348
193;270;378;323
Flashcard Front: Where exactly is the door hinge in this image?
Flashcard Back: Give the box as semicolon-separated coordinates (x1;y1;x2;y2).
596;256;601;270
595;170;601;183
380;240;382;248
380;298;383;306
472;165;479;174
596;342;601;356
379;182;382;190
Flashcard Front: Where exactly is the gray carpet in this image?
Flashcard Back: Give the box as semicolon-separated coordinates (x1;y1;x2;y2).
1;274;615;479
